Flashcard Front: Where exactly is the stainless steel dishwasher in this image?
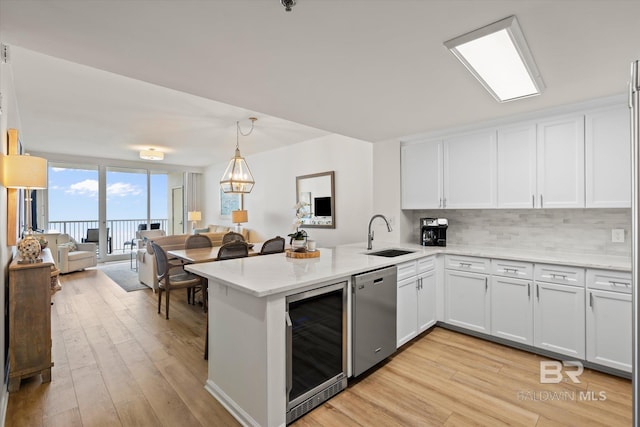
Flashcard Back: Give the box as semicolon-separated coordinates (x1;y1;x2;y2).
352;265;397;377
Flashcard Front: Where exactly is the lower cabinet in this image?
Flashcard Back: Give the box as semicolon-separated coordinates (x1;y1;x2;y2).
444;269;490;334
397;257;436;348
490;276;533;345
586;269;632;372
533;281;585;359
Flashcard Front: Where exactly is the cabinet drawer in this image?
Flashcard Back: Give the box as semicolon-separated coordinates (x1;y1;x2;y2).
491;259;533;280
534;263;585;287
586;269;632;294
397;260;417;281
416;256;436;273
445;255;490;274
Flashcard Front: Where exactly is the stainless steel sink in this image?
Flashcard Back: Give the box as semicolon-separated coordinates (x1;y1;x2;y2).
367;249;415;258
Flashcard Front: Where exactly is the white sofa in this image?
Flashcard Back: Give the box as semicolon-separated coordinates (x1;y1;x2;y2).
57;233;97;274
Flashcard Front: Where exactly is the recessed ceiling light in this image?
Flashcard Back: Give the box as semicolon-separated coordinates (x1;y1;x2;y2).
444;15;545;102
139;148;164;161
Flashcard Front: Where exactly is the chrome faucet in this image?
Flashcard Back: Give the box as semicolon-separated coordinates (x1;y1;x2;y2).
367;214;392;250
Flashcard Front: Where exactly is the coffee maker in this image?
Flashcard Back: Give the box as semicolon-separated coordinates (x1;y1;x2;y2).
421;218;448;246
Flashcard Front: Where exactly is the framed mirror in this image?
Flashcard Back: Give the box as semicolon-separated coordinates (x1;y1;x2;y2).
296;171;335;229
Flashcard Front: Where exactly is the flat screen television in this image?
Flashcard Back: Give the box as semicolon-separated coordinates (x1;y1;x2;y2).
314;197;332;217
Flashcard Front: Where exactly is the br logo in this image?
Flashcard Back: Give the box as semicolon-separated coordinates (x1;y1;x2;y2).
539;361;583;384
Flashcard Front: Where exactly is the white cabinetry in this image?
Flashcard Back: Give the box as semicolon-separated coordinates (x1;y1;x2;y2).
586;269;632;372
444;255;490;333
401;141;443;209
496;124;537;208
585;106;631;208
443;131;497;208
490;259;534;345
397;257;436;348
536;115;585;208
533;264;585;358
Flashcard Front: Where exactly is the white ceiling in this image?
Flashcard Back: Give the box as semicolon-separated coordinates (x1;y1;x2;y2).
0;0;639;168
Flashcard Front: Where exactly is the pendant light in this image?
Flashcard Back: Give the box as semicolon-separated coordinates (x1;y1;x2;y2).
220;117;256;194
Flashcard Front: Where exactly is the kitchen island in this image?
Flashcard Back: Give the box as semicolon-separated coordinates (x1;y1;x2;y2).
186;242;631;427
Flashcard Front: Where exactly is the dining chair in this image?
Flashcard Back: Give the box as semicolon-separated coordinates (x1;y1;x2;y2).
185;234;213;249
151;241;202;319
222;231;245;244
260;236;285;254
184;234;212;306
217;241;249;260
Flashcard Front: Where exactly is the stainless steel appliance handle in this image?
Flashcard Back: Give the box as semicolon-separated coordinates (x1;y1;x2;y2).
285;312;293;395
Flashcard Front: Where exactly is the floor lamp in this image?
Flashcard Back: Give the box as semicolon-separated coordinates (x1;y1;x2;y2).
3;154;48;262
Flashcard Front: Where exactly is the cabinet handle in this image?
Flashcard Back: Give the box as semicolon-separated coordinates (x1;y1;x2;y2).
536;284;539;300
420;278;423;290
589;292;593;308
285;312;293;395
443;197;447;208
527;283;531;297
505;268;519;274
439;198;443;208
485;277;488;292
459;262;472;268
609;281;630;287
540;194;544;208
532;194;535;208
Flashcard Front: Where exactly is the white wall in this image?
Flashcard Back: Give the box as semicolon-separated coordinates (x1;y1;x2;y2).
0;40;18;423
203;134;374;247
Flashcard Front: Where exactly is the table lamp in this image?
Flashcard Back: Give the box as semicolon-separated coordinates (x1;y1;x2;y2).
231;209;248;232
3;154;48;263
188;211;202;231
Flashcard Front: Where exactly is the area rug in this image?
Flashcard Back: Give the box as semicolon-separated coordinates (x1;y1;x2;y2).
98;262;148;292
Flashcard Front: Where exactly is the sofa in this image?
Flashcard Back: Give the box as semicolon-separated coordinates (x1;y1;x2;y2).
57;233;97;274
195;224;251;246
137;225;254;291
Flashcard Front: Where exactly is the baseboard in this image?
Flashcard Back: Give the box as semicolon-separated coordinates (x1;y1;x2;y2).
204;379;273;427
0;386;8;427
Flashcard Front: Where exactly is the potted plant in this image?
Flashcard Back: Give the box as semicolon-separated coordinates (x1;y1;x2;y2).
288;202;309;249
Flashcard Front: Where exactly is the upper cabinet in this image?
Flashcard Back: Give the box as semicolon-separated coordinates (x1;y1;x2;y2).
443;131;496;209
401;99;630;210
585;106;631;208
536;115;585;208
496;124;537;208
401;141;443;209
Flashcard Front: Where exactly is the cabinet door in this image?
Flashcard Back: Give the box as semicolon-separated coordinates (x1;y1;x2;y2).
534;281;585;358
586;289;631;372
401;141;443;209
444;270;490;333
585;106;631;208
491;276;533;345
417;269;436;334
536;116;585;208
496;124;537;208
443;131;497;208
397;276;418;348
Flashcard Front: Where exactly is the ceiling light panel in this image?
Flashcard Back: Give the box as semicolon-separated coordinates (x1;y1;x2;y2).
445;16;545;102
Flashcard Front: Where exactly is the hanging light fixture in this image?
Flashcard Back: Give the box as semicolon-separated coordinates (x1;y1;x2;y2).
220;117;256;194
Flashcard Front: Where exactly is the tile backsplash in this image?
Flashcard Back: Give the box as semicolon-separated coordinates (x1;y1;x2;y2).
412;209;631;257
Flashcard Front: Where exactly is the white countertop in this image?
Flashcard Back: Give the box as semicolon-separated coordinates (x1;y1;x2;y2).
185;241;631;298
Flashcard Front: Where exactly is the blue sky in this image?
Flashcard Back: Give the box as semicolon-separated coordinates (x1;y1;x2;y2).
48;167;168;221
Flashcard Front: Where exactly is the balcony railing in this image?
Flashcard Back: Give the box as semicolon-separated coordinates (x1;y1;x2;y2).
47;219;169;253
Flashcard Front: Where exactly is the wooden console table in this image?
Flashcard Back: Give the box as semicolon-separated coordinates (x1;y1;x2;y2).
8;248;55;392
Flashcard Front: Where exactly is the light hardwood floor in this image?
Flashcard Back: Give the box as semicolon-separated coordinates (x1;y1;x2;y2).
6;266;632;426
